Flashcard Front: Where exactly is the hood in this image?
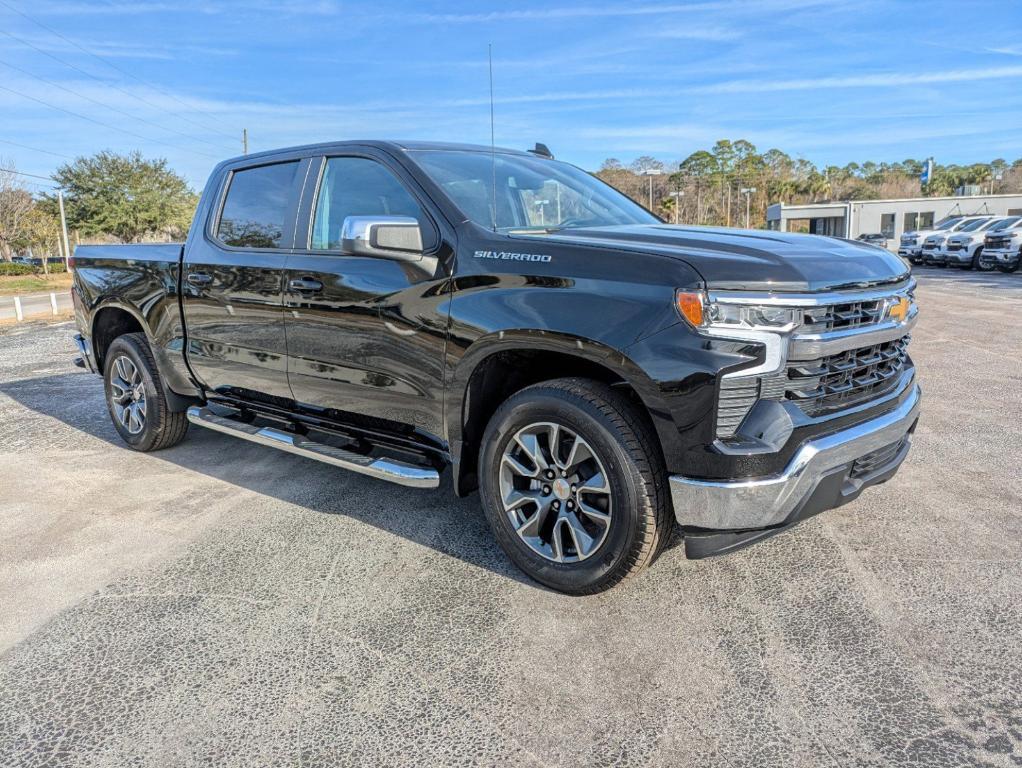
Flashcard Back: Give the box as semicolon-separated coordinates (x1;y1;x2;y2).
530;224;910;292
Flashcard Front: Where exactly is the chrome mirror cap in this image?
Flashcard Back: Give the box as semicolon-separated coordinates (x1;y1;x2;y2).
340;216;423;261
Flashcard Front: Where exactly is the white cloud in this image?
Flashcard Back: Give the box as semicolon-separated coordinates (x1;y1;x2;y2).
694;66;1022;94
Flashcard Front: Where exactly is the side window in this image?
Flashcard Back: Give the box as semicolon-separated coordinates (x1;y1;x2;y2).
217;161;300;249
880;213;895;239
311;157;434;251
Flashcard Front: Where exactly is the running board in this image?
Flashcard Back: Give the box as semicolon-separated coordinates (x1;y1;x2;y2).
185;406;440;489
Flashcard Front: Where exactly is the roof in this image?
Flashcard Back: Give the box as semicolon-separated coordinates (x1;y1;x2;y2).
773;192;1022;211
219;139;533;167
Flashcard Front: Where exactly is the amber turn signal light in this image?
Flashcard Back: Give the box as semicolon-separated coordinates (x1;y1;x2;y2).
675;291;704;327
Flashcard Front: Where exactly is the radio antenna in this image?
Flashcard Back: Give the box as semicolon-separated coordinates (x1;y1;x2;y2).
488;43;497;231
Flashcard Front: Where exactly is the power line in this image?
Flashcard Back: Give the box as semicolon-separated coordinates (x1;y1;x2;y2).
0;0;238;142
0;166;59;186
0;30;234;152
0;57;228;154
0;82;222;160
0;137;72;160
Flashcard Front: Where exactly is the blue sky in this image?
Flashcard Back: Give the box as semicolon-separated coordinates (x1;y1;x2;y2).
1;0;1021;191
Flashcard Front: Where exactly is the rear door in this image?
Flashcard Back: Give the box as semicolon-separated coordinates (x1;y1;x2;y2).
282;151;453;443
181;156;312;402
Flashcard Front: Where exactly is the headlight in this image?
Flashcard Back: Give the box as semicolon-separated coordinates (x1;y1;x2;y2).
675;291;800;331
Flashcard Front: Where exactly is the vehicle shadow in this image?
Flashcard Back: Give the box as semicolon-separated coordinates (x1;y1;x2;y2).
0;370;544;589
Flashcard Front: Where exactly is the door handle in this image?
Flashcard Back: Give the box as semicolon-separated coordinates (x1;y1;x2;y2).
186;272;213;286
288;278;323;292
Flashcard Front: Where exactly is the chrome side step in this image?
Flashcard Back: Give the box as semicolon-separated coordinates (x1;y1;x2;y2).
185;406;440;489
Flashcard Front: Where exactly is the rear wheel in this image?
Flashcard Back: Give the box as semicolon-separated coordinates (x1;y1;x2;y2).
478;378;672;594
103;333;188;451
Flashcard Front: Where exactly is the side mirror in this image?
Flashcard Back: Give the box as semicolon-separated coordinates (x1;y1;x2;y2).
340;216;423;261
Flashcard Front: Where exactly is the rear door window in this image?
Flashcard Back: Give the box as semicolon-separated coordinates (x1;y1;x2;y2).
217;161;300;248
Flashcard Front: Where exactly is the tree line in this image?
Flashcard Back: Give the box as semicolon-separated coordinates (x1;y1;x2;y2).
4;142;1022;262
0;151;196;263
595;140;1022;228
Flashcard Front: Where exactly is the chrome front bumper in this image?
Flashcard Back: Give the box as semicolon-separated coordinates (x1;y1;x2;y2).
670;385;921;530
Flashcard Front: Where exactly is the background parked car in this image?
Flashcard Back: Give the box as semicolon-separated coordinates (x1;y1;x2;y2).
856;233;888;249
943;216;1022;270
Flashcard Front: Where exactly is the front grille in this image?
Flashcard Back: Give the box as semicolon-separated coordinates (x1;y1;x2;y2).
801;299;884;333
986;236;1013;250
849;436;908;480
901;237;917;246
946;242;964;251
784;336;910;417
922;242;938;251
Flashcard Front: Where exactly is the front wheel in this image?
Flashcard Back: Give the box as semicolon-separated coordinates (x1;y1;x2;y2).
478;378;672;594
103;333;189;451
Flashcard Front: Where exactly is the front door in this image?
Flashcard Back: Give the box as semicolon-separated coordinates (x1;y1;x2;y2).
282;153;452;444
181;158;308;402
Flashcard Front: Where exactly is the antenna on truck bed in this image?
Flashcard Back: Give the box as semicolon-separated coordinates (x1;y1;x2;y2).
488;43;497;232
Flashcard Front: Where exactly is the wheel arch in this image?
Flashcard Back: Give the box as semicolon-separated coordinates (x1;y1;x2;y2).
91;301;199;412
91;302;150;372
449;331;671;496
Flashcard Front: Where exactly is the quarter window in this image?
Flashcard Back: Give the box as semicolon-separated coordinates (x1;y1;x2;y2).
217;161;300;249
311;157;432;251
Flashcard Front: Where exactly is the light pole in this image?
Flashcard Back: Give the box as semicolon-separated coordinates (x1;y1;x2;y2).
533;199;549;226
640;168;663;211
668;190;684;225
740;187;757;229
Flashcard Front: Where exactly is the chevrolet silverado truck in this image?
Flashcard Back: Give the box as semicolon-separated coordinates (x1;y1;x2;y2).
70;140;921;594
920;216;992;266
979;219;1022;272
942;215;1021;270
899;215;982;264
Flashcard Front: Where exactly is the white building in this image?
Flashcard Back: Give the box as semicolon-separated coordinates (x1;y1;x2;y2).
766;193;1022;246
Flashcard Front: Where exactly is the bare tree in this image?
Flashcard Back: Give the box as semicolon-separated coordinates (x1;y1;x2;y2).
0;164;34;262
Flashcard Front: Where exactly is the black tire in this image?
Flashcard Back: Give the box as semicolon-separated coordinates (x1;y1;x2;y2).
103;332;189;452
969;247;982;271
478;378;672;594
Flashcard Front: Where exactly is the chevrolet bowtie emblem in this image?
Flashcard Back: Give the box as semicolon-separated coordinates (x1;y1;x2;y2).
888;296;909;322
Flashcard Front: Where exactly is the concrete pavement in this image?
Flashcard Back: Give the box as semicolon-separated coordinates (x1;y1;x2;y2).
0;272;1020;766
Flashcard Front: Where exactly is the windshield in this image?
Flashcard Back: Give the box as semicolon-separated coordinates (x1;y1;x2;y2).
408;150;660;231
958;218;991;232
933;217;963;230
990;217;1021;231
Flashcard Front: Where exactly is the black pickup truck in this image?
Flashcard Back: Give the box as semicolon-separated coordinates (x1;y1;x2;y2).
71;140;920;594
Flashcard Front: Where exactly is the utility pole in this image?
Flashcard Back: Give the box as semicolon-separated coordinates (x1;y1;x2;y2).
57;189;71;268
725;182;732;227
243;128;248;155
640;168;663;211
740;187;757;228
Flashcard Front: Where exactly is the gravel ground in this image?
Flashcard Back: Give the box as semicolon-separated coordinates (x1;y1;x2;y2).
0;270;1020;767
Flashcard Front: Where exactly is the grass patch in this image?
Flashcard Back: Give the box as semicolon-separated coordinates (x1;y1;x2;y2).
0;273;74;297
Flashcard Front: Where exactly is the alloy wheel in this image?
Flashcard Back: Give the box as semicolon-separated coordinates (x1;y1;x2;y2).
499;421;613;563
109;355;147;435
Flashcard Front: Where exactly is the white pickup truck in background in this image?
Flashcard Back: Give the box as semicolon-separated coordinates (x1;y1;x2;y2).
938;216;1021;270
900;215;986;264
979;220;1022;273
